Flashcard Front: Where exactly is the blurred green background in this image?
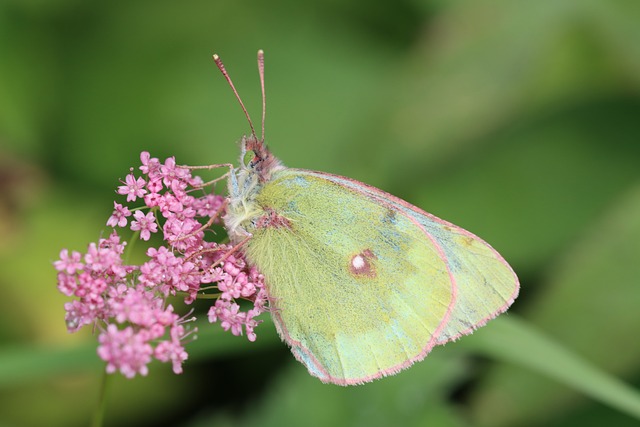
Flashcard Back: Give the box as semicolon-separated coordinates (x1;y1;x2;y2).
1;0;640;426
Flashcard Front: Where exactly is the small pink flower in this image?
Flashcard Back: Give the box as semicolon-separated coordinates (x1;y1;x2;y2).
169;176;188;195
76;272;108;297
157;193;184;216
57;272;77;296
107;202;132;227
154;325;189;374
245;309;262;342
222;303;246;337
159;157;190;188
218;273;246;300
98;324;154;378
130;211;158;241
223;256;245;276
139;151;161;176
252;288;269;312
207;298;228;323
118;173;148;202
193;194;225;217
201;266;228;285
84;242;124;276
208;301;246;337
144;192;162;208
64;295;106;332
163;217;203;251
101;232;126;254
64;300;89;332
54;249;84;274
146;179;163;193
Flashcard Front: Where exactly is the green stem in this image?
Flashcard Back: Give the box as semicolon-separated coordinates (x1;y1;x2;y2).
193;292;223;300
91;369;111;427
124;230;141;264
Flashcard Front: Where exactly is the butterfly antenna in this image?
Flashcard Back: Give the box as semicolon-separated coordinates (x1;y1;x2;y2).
213;53;256;138
257;49;266;143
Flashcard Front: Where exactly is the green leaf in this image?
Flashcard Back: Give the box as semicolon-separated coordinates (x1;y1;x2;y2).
189;344;470;427
467;182;640;426
465;316;640;422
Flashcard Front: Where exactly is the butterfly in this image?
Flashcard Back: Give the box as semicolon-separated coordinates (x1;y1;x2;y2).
215;51;519;385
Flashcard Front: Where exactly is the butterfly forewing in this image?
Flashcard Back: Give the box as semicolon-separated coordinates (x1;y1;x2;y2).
243;169;458;385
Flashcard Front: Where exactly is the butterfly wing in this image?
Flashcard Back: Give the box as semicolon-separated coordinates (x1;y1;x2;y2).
243;168;518;385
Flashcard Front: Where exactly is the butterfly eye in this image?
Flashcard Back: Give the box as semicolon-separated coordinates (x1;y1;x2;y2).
251;157;261;169
242;150;257;167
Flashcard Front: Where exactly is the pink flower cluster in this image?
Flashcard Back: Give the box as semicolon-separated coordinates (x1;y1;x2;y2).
54;152;268;378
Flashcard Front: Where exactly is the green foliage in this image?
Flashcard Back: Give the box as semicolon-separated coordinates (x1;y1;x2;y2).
1;0;639;426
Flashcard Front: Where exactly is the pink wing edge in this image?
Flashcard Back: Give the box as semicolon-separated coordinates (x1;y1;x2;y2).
270;169;520;386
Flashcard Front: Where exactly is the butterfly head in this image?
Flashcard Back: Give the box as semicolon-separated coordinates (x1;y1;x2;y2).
215;51;285;241
240;134;282;183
